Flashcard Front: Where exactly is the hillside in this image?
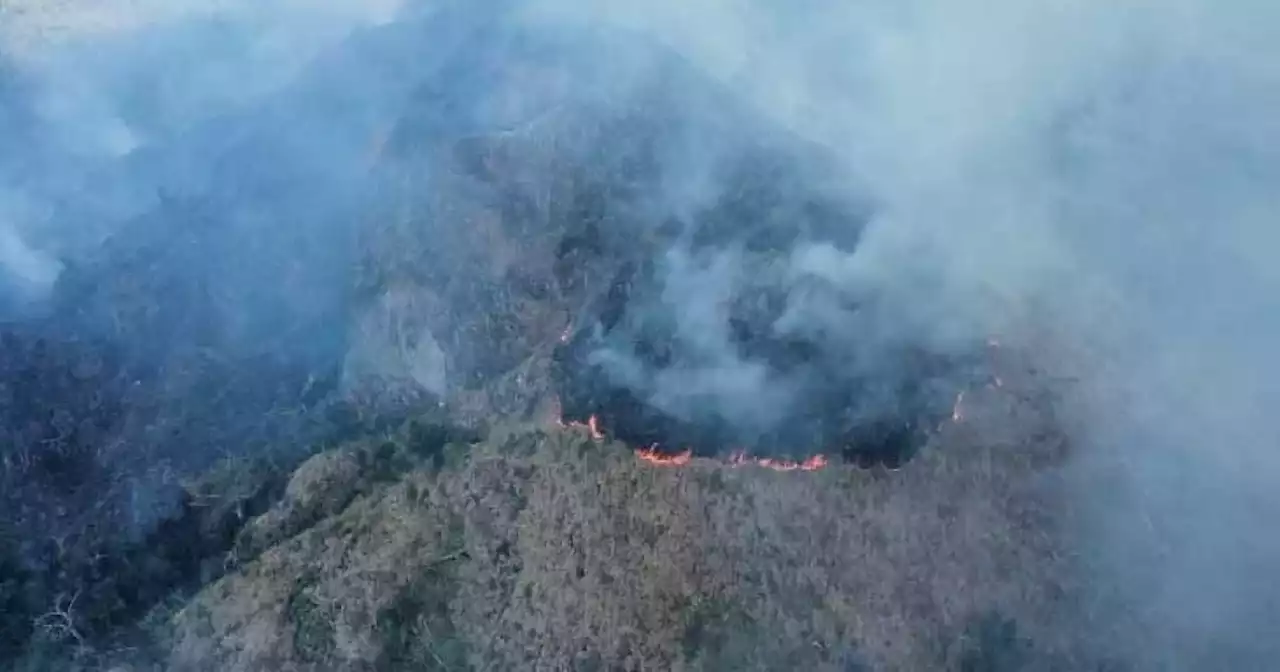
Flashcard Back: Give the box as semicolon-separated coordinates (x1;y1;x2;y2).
0;5;1183;672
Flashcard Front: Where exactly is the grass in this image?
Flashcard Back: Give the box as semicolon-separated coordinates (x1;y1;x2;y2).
0;320;1094;672
148;374;1095;672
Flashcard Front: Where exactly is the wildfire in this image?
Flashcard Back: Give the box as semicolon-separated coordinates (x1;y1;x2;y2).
555;410;827;471
636;446;693;466
559;413;605;440
729;451;828;472
635;447;828;471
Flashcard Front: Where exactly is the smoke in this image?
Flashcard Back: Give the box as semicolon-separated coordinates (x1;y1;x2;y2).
0;0;406;291
0;219;61;301
1;0;1277;665
757;1;1275;666
534;0;1280;664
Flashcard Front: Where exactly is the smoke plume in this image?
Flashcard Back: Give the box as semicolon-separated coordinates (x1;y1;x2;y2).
2;0;1278;667
560;0;1280;665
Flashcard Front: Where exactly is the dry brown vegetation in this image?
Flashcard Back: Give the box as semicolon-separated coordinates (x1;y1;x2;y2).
156;370;1091;672
0;17;1114;670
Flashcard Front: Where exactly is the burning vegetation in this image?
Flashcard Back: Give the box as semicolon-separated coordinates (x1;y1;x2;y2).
562;411;831;471
636;445;693;467
0;7;1066;672
557;333;1004;472
549;248;974;470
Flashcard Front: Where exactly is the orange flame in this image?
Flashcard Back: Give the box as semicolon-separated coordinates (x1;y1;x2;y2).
554;405;827;472
637;446;693;466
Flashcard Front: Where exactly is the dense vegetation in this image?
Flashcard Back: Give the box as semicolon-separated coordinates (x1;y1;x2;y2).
1;8;1107;671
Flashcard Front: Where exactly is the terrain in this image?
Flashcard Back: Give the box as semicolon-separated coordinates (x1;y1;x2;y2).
1;4;1126;671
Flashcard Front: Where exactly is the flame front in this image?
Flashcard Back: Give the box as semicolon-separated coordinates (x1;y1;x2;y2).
635;447;827;471
558;412;605;440
636;446;693;466
556;407;827;472
557;335;1008;471
729;451;828;472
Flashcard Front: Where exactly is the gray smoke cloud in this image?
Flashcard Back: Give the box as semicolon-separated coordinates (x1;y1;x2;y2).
543;0;1280;664
2;0;1278;666
704;1;1275;666
0;0;404;283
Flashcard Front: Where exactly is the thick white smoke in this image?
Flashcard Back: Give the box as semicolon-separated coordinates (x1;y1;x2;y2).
0;0;410;287
532;0;1280;664
0;220;61;300
2;0;1277;665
